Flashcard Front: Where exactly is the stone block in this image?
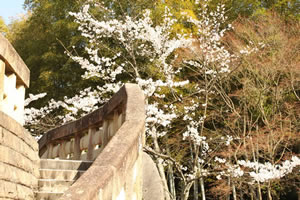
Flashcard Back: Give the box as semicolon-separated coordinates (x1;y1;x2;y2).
0;161;38;188
0;111;38;151
0;179;35;200
0;127;39;162
0;145;37;176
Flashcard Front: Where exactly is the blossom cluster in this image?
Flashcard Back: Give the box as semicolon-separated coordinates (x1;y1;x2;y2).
213;156;300;182
25;3;193;138
182;3;234;76
238;156;300;182
24;87;103;125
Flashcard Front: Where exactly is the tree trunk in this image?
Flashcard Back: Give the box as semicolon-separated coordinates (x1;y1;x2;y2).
166;144;176;200
250;186;255;200
267;181;273;200
157;158;171;200
194;178;199;200
227;177;231;200
257;183;263;200
232;182;237;200
153;134;170;200
200;177;206;200
240;188;243;200
181;182;193;200
168;164;176;199
194;164;199;200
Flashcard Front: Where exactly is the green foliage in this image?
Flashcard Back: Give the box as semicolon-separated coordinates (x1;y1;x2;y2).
0;17;8;35
8;0;298;109
152;0;196;34
9;0;92;107
8;0;161;108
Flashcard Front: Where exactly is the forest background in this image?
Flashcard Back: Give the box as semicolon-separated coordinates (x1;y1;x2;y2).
0;0;299;199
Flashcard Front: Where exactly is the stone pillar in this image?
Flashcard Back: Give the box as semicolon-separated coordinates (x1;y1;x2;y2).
74;135;81;160
0;60;4;110
3;73;16;115
87;128;96;160
15;84;25;124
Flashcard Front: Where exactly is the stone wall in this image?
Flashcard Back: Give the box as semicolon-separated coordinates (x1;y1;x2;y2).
0;111;39;199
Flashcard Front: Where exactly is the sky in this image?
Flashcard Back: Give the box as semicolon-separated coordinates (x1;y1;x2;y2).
0;0;26;24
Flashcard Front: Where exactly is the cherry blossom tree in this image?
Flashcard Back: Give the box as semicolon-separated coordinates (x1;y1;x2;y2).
24;2;300;199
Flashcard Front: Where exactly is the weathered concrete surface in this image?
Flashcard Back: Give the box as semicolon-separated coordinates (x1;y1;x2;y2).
0;111;39;200
142;152;165;200
0;34;29;87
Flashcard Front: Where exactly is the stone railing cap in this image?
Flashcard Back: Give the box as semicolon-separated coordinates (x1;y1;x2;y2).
0;34;30;87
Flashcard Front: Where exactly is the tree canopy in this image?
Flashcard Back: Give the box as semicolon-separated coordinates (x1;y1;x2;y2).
9;0;90;107
8;0;299;107
6;1;300;199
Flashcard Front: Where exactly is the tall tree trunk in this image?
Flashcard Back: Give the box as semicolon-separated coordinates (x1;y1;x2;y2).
181;182;193;200
232;181;237;200
227;177;231;200
153;134;170;200
267;181;273;200
166;144;176;199
200;177;206;200
240;188;243;200
193;164;199;200
257;183;263;200
194;178;199;200
168;164;176;199
250;186;255;200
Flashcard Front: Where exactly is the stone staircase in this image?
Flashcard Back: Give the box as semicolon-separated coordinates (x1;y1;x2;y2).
35;159;93;200
1;35;147;200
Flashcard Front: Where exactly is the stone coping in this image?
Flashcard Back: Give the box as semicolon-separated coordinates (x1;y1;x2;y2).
0;34;30;87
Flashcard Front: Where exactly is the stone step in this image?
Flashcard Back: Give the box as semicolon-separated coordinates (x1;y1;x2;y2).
39;169;85;180
38;179;74;193
35;191;64;200
40;159;93;171
37;159;93;199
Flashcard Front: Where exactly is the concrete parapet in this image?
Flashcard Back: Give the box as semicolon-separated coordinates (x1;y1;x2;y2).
0;111;39;199
0;34;30;125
